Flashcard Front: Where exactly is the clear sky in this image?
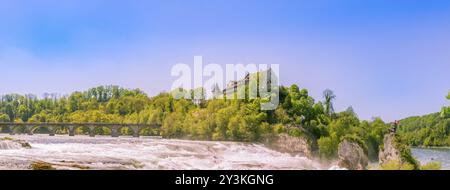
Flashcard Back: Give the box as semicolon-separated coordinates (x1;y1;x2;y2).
0;0;449;121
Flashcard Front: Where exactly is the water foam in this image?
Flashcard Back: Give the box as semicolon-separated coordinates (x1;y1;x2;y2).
0;141;23;150
0;134;327;170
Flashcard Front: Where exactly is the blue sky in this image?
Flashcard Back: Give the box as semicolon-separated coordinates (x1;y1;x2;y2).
0;0;449;121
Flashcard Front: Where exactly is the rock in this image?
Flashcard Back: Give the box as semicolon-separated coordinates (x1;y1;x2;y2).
263;134;316;158
337;139;368;170
378;134;401;165
378;134;419;170
29;161;91;170
67;164;90;170
0;137;32;149
29;161;56;170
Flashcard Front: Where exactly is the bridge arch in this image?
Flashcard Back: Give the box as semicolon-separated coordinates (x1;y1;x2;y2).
115;125;141;137
83;125;113;137
28;125;59;136
62;125;113;136
0;125;8;133
139;124;161;136
9;125;26;135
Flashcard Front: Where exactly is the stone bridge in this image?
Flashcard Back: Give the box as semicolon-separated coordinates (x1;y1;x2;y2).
0;122;161;137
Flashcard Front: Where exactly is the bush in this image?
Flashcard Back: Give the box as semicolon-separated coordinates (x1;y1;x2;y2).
380;160;415;170
420;162;442;170
392;134;420;170
273;124;287;134
381;160;442;170
288;127;304;137
318;136;338;159
0;113;10;122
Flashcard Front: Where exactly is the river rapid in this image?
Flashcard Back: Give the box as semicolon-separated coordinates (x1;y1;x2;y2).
2;135;447;170
0;134;329;170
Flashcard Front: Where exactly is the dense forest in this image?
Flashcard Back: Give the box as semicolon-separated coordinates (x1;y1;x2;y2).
0;83;398;160
398;92;450;147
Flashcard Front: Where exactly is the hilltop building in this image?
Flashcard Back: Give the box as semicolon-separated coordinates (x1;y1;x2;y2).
212;68;277;99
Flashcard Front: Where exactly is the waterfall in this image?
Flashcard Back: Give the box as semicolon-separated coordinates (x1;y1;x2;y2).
0;135;329;170
0;140;24;150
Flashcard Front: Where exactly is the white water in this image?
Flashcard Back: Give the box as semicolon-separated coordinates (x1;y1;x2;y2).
0;135;329;170
0;141;23;150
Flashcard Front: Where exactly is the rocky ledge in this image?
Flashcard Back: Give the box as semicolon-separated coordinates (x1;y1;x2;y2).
263;134;316;158
337;137;369;170
29;161;91;170
0;137;32;149
378;133;419;170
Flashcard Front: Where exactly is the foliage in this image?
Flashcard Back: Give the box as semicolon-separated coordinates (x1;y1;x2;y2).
0;86;151;135
391;134;420;170
441;91;450;118
380;160;415;170
398;113;450;147
420;162;442;170
0;113;10;122
318;136;338;159
323;89;336;117
380;160;442;170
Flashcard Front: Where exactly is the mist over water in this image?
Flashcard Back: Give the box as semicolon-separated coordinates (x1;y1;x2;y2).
0;135;327;170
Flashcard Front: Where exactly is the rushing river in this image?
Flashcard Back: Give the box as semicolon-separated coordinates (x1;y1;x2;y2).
0;134;327;170
3;135;447;170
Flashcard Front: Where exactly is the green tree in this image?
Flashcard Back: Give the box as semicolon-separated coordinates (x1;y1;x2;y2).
318;136;338;159
0;113;10;122
323;89;336;116
441;91;450;118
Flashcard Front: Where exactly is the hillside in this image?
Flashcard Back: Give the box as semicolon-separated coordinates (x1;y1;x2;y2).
398;113;450;147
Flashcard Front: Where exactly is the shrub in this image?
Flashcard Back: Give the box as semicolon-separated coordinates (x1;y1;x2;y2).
273;124;286;134
420;162;442;170
391;134;420;170
318;136;338;159
288;127;304;137
380;160;415;170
